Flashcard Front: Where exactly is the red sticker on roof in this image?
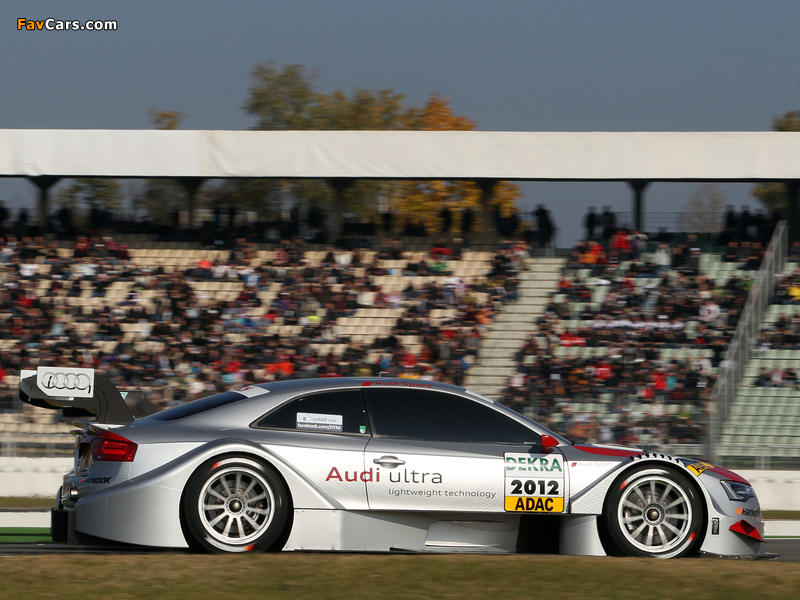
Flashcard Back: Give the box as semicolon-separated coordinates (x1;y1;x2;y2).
361;381;432;388
574;446;642;458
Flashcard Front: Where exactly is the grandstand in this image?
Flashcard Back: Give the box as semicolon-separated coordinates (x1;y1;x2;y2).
1;226;799;471
0;235;509;456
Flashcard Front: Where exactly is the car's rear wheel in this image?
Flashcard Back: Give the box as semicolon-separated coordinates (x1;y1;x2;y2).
181;456;289;553
602;465;704;558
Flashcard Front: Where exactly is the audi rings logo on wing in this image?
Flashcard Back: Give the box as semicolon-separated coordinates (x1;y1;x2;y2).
41;372;92;395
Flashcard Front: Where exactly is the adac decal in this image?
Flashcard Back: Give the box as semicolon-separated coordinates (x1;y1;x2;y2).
361;381;432;388
504;496;565;513
505;456;562;473
686;461;714;477
736;506;761;519
325;467;442;484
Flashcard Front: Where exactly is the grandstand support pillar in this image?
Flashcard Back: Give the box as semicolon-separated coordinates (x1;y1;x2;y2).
786;180;800;242
628;181;649;232
328;178;353;240
178;177;205;230
30;176;60;230
477;178;498;241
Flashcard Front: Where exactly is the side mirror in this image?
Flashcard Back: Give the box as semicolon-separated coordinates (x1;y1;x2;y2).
542;434;559;452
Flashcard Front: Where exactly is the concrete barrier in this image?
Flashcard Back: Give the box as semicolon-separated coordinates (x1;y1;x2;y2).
739;470;800;511
0;457;74;498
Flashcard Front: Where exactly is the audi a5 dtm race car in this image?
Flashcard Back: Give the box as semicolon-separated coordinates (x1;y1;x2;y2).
19;366;772;558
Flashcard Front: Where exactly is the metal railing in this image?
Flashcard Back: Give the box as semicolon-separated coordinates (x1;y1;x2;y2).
707;220;788;464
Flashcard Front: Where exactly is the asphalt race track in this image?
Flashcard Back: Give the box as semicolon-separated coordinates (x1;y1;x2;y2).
1;540;798;560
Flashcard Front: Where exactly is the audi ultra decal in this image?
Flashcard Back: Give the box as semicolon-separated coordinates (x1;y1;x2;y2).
36;367;95;398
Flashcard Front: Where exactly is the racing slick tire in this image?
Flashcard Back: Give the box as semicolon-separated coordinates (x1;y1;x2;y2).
602;465;704;558
181;456;290;553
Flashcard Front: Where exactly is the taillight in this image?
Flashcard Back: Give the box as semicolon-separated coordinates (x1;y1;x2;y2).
90;430;137;462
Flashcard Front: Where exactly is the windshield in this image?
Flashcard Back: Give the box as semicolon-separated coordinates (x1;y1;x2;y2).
464;389;571;444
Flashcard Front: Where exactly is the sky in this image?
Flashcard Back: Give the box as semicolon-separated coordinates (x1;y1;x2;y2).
2;0;799;245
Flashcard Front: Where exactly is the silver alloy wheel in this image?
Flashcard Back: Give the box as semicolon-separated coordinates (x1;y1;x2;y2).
617;474;693;554
197;465;275;546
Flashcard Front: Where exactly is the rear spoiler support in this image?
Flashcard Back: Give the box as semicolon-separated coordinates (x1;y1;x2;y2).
19;367;158;425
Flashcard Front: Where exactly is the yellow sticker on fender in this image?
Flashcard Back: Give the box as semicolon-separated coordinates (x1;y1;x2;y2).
687;461;714;477
504;496;564;512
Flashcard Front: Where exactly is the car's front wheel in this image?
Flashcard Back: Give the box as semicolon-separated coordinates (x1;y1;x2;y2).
181;456;290;553
602;465;704;558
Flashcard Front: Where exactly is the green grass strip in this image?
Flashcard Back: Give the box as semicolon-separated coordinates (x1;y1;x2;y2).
0;527;51;543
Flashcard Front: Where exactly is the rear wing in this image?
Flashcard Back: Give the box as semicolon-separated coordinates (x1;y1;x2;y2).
19;367;158;425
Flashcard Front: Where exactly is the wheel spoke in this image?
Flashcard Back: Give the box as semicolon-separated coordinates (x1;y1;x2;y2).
623;500;643;512
645;525;655;547
222;514;234;536
662;521;683;536
661;483;674;503
208;489;227;502
656;524;668;544
663;497;687;511
630;522;646;539
247;492;267;504
208;512;227;528
666;513;689;521
633;486;647;505
242;513;261;530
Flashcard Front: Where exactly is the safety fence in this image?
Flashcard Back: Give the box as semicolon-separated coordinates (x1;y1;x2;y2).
707;220;788;464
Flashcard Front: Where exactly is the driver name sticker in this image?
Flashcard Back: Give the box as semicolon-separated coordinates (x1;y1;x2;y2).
504;453;565;513
296;412;343;432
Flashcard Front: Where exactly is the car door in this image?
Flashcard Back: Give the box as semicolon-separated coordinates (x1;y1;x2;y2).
252;388;371;510
362;386;568;515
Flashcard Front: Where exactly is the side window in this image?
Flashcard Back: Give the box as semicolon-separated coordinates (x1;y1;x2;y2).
256;390;368;435
363;388;538;444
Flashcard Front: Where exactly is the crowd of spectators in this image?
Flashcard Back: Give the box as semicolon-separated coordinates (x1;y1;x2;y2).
0;209;785;454
498;228;758;448
0;233;524;414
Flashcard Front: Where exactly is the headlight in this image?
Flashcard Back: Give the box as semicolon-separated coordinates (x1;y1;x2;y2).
721;480;754;502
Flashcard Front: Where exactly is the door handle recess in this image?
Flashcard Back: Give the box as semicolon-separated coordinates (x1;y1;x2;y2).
373;456;406;468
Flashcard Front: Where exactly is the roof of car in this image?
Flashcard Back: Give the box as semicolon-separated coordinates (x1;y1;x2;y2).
254;377;468;397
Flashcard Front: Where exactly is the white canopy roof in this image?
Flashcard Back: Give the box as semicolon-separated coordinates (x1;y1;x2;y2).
2;129;800;182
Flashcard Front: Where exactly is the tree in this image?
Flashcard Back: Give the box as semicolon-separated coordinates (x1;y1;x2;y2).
683;184;725;234
148;108;187;131
393;94;521;232
56;178;123;227
243;63;325;130
750;110;800;216
242;63;522;236
243;63;420;232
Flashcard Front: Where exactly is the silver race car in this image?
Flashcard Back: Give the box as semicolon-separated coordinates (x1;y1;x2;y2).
20;367;770;558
